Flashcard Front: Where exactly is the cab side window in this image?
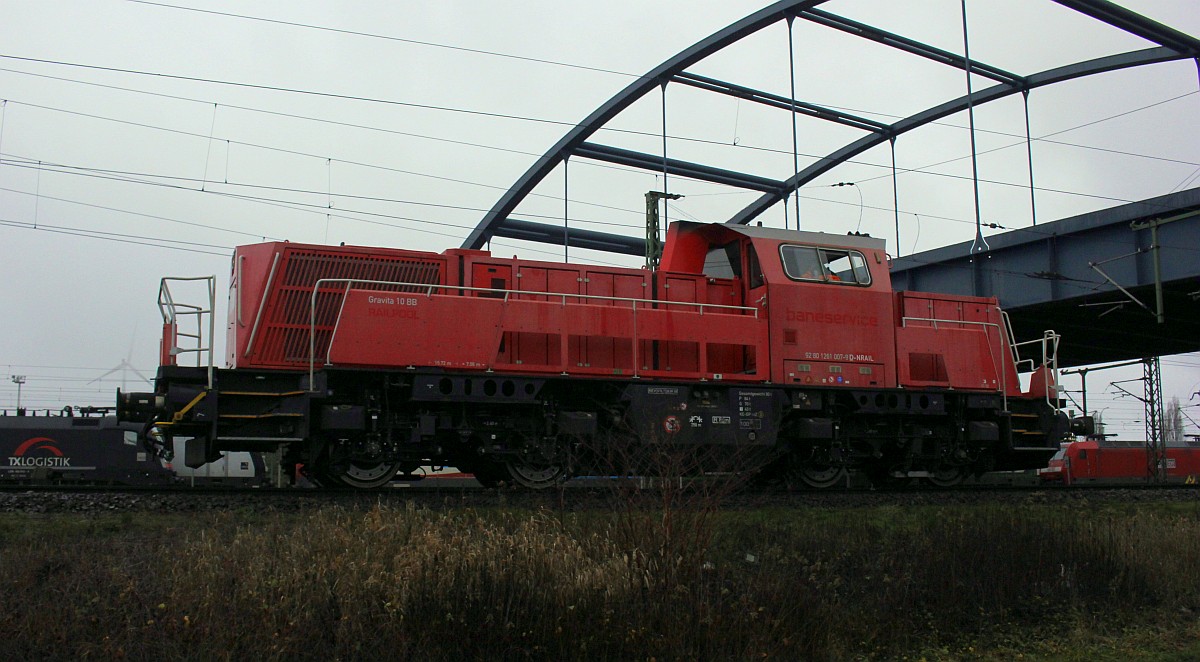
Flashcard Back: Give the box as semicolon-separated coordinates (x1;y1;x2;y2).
702;242;741;279
780;245;871;286
782;246;823;281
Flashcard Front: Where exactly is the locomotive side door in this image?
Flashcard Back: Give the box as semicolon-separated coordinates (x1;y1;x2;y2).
717;239;766;378
744;243;770;378
745;242;768;318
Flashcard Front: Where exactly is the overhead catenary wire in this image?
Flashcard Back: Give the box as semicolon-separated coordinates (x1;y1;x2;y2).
0;54;590;129
1;66;1194;249
7;150;1200;275
2;59;1196;193
852;91;1200;189
0;94;1151;222
0;217;231;256
9;83;1196;237
0;158;639;267
0;154;643;231
9;119;1200;290
0;90;662;221
124;0;640;79
103;3;1200;173
0;185;285;241
5;66;1195;179
0;24;1192;257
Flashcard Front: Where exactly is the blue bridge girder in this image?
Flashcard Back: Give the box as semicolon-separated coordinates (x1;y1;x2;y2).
890;188;1200;368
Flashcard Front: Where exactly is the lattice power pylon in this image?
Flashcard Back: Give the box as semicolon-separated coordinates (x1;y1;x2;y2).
1143;357;1166;482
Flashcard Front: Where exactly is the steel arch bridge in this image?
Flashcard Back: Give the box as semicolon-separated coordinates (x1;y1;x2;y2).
463;0;1200;257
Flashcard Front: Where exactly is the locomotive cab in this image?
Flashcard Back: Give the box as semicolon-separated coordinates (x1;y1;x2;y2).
663;221;1068;486
662;222;898;388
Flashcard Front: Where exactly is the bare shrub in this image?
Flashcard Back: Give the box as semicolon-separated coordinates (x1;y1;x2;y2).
579;427;770;593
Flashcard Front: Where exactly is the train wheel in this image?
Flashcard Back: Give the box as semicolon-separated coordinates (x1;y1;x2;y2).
505;460;568;490
791;445;846;490
335;461;403;489
502;435;571;490
797;464;848;489
926;465;969;488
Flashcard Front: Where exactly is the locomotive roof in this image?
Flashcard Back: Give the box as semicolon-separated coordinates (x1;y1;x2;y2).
675;221;887;252
1073;437;1200;449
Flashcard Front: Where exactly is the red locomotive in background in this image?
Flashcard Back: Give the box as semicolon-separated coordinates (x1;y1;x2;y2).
118;221;1084;488
1038;438;1200;485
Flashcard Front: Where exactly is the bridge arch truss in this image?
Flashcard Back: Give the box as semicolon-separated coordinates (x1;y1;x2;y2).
465;0;1200;257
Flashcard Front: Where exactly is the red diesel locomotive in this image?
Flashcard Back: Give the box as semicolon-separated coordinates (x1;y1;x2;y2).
118;221;1080;488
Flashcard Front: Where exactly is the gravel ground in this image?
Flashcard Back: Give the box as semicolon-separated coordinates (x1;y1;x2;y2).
1;483;1197;515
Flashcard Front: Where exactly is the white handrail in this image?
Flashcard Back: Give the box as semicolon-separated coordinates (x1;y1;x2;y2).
1011;330;1061;410
157;276;216;388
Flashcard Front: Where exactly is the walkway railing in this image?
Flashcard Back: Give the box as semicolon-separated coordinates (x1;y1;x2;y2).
309;278;759;390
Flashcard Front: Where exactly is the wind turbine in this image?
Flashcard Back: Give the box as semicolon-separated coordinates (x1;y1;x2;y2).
89;327;152;392
89;358;151;392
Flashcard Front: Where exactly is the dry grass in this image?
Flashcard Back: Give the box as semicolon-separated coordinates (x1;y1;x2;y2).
1;499;1199;660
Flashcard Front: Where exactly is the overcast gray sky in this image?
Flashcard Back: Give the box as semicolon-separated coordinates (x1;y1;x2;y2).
1;0;1197;437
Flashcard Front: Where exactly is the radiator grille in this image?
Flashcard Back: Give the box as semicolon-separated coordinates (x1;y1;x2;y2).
253;249;444;367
